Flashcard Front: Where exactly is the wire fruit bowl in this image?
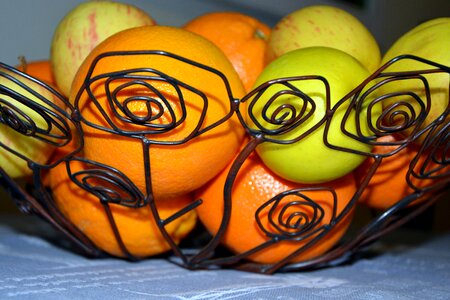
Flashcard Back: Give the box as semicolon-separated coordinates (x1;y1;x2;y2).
0;51;449;274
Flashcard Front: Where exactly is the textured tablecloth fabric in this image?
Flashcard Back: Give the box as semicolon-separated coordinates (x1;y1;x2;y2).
0;215;449;300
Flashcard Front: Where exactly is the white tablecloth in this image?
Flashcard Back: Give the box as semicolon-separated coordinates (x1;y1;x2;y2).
0;214;449;299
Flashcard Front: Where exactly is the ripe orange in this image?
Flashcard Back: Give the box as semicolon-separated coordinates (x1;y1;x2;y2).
184;11;271;92
15;57;55;85
49;159;197;258
195;147;356;264
41;133;82;187
354;134;446;210
70;25;246;199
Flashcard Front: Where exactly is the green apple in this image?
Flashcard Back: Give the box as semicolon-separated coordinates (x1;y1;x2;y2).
50;0;156;97
247;46;378;184
0;70;58;178
267;5;381;73
378;18;450;144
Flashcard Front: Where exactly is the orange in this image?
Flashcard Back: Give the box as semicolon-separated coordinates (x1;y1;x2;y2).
49;159;197;258
41;133;82;187
70;25;246;199
195;147;356;264
354;134;447;210
15;57;55;85
184;11;271;92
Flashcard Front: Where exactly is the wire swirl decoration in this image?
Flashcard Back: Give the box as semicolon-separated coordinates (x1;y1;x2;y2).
406;120;449;193
67;157;146;208
72;50;237;144
239;76;330;144
255;188;336;240
0;63;75;166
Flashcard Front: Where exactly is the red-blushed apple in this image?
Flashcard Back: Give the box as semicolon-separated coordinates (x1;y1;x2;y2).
378;18;450;144
50;0;156;97
247;46;379;184
267;5;381;73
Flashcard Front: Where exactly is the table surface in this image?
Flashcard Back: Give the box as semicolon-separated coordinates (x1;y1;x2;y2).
0;214;449;300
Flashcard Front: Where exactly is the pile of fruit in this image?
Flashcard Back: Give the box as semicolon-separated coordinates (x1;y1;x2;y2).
0;1;448;272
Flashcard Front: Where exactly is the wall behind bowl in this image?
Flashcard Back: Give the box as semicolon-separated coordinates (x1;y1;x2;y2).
1;0;450;66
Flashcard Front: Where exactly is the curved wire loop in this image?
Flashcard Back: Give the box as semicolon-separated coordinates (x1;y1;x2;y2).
0;52;448;274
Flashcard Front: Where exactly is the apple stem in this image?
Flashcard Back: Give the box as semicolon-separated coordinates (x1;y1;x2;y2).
254;28;267;40
18;55;27;72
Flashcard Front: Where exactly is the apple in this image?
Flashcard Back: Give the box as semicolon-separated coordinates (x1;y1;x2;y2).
0;68;58;178
378;18;450;144
50;0;156;97
267;5;381;73
246;46;378;184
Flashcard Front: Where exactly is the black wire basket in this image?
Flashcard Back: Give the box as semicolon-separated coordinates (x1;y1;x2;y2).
0;51;449;274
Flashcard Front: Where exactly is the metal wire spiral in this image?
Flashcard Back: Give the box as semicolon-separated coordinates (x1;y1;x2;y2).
0;52;449;274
